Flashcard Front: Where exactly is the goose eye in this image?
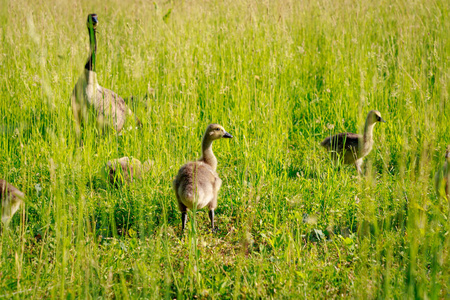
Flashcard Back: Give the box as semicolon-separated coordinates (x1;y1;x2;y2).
215;128;220;131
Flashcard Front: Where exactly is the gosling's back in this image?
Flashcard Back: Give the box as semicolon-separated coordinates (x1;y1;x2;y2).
320;132;363;163
107;157;143;185
173;161;221;211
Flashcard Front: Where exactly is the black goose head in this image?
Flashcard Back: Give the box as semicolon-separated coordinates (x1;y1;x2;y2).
86;14;98;32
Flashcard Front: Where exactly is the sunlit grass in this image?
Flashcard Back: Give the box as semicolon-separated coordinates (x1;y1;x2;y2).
0;0;449;298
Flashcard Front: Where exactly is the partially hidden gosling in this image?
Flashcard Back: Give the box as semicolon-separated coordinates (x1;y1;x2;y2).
0;179;25;227
173;124;233;231
107;157;153;186
320;110;386;174
435;146;450;203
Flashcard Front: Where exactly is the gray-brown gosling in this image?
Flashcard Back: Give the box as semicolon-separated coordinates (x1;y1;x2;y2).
320;110;386;174
71;14;140;134
434;146;450;202
107;157;153;186
0;179;25;227
173;124;233;231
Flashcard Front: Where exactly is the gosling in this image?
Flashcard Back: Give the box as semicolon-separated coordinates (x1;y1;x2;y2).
434;146;450;203
1;179;25;227
320;110;386;174
107;157;153;186
173;124;233;231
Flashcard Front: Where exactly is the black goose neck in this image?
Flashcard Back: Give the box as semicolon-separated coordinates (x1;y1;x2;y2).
84;27;97;71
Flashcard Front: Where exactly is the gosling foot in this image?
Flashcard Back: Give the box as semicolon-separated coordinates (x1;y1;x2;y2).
208;210;217;233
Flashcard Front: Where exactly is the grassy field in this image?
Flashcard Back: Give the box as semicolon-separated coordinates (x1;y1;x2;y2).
0;0;449;298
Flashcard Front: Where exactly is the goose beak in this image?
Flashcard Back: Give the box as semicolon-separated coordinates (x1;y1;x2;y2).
223;132;233;139
379;117;386;123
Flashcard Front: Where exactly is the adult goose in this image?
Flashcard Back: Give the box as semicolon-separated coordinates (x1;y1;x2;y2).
71;14;140;133
173;124;233;231
320;110;385;174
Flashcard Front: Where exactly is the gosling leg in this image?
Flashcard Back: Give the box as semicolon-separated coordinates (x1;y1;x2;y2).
177;200;188;231
208;210;215;232
181;211;187;231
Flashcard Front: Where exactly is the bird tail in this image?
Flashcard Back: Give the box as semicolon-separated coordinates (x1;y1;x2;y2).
12;190;25;199
126;107;142;127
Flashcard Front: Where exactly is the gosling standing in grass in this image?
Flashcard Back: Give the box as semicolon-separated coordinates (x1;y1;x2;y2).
320;110;386;174
173;124;233;231
435;146;450;204
1;179;25;227
71;14;140;134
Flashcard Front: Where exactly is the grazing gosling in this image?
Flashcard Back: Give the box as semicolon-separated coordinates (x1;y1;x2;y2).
107;157;153;186
0;179;25;227
435;146;450;203
320;110;386;174
173;124;233;231
71;14;140;134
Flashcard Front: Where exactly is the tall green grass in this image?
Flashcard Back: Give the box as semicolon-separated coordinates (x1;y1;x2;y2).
0;0;449;298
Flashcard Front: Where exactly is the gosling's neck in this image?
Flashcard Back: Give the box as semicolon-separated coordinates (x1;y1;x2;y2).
84;27;97;72
362;120;376;154
200;137;217;171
